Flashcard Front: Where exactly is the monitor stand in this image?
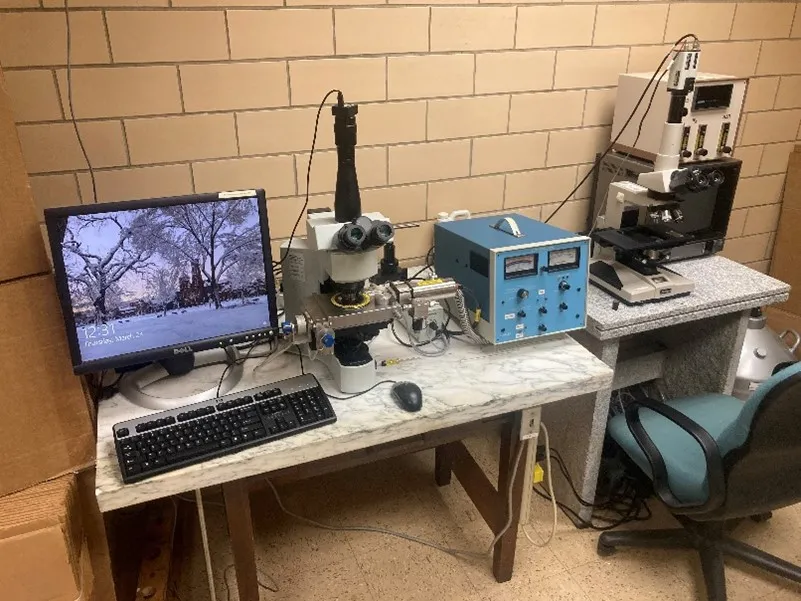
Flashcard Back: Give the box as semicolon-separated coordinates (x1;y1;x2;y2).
118;346;243;410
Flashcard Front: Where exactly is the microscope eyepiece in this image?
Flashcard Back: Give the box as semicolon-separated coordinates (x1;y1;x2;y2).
337;222;367;251
364;220;394;249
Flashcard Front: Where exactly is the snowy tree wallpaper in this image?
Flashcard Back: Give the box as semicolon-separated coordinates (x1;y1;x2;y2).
58;197;272;362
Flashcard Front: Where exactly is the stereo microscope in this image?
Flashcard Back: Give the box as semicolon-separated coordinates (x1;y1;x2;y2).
281;93;458;392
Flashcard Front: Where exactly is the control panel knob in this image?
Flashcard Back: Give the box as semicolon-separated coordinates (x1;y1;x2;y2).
517;288;529;300
539;306;548;315
538;324;548;332
559;281;571;291
681;150;693;159
559;302;568;311
518;310;527;319
696;148;709;157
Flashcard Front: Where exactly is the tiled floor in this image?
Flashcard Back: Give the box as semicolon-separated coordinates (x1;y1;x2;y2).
173;433;801;601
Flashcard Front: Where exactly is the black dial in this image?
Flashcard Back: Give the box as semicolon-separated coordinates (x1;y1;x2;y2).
538;324;547;332
539;306;548;315
559;281;571;291
517;310;526;319
517;288;529;300
559;302;568;311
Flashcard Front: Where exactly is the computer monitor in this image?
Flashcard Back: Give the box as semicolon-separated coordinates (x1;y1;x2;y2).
45;190;279;376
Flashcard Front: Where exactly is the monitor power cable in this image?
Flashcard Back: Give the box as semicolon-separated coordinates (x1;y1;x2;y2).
544;33;699;224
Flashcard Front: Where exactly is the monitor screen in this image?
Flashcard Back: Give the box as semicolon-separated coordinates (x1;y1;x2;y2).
45;190;278;373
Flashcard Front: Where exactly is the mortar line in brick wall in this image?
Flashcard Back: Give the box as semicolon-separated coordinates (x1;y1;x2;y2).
385;56;389;101
1;36;788;71
660;3;670;47
175;65;187;113
233;112;242;155
427;6;432;53
7;87;641;123
28;159;630;191
512;5;519;50
119;118;132;165
223;10;232;60
101;10;114;64
188;162;197;193
384;146;389;185
589;5;599;48
50;68;67;120
331;7;337;56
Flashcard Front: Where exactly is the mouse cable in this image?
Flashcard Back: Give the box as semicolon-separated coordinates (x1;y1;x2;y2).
273;88;342;268
263;440;525;561
325;379;398;400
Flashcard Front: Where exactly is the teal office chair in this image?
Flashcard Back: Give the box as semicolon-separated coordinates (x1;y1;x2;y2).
598;361;801;601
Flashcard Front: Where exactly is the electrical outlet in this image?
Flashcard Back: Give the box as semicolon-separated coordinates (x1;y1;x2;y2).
519;407;540;441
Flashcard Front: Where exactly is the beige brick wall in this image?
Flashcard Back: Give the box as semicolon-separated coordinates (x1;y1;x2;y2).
2;1;801;272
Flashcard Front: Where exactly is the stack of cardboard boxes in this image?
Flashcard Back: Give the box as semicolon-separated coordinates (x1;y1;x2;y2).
768;145;801;359
0;67;114;600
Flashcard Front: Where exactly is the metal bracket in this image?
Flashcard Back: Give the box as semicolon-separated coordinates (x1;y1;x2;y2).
491;217;523;238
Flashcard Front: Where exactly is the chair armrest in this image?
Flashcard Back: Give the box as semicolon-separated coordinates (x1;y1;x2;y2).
624;398;725;514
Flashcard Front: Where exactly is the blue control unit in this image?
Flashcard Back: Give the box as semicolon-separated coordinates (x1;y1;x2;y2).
434;214;589;344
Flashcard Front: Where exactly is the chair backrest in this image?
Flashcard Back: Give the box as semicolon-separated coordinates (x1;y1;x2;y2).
715;361;801;518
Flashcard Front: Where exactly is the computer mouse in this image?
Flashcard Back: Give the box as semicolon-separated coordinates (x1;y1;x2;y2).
391;381;423;412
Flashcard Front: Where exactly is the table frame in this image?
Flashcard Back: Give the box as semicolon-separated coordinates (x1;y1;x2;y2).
219;410;533;600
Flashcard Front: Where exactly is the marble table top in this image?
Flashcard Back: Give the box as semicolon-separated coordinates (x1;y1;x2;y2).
586;256;790;340
95;331;613;512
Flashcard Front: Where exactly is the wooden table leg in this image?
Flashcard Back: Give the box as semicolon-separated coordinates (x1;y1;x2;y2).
492;419;527;583
223;480;260;601
434;444;453;486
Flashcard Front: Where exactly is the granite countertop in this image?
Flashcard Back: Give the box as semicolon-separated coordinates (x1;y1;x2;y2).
95;331;613;512
586;256;790;340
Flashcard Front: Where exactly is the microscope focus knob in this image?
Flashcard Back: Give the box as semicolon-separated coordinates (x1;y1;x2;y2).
539;306;548;315
559;281;571;291
321;333;335;348
517;288;529;299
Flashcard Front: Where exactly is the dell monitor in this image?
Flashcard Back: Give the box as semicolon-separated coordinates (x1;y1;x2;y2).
45;189;278;406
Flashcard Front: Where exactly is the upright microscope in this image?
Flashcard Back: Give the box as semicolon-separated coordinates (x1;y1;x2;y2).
281;93;458;392
590;40;744;304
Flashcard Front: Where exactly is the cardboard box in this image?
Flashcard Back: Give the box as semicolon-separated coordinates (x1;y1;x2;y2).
0;273;95;498
0;66;50;283
770;145;801;315
0;474;84;601
76;468;117;601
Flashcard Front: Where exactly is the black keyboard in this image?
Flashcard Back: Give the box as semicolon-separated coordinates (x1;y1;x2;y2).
113;374;336;484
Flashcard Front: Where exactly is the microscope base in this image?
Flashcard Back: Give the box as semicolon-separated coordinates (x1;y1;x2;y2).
590;259;694;305
320;352;376;394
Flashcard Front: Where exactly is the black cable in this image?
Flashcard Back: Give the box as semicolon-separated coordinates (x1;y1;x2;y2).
586;69;668;237
326;379;397;401
544;34;698;224
214;340;267;397
273;89;342;267
64;0;98;204
407;246;435;281
298;346;304;374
